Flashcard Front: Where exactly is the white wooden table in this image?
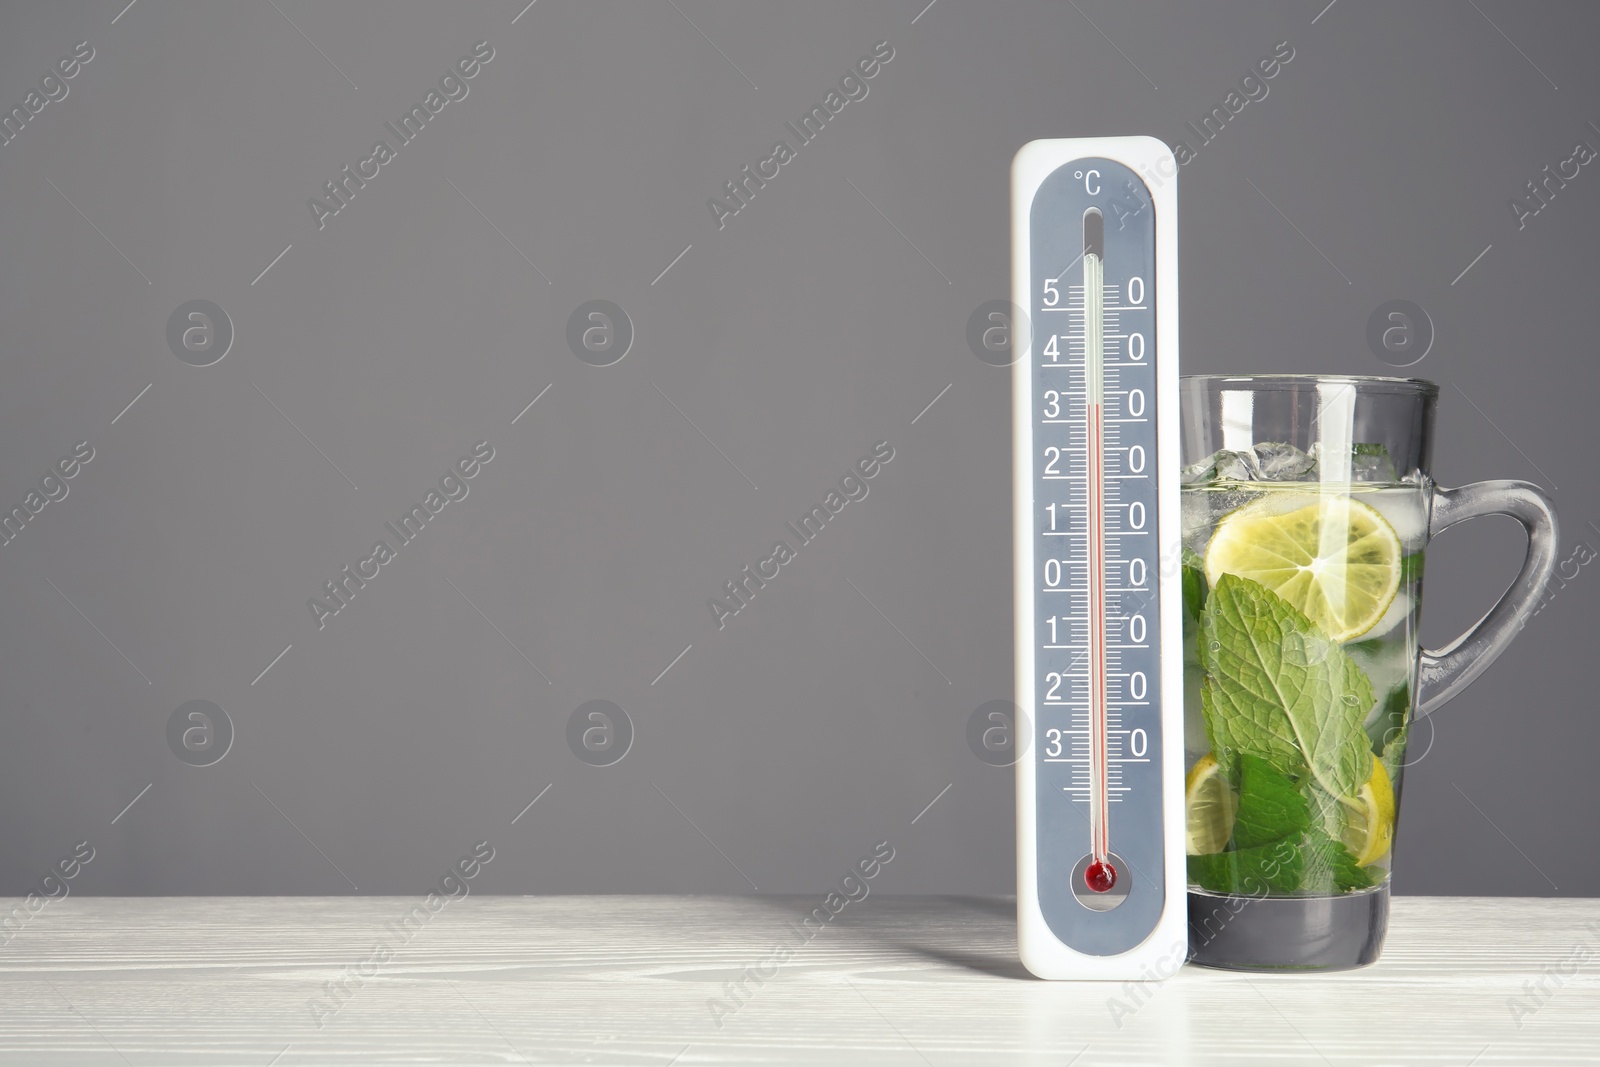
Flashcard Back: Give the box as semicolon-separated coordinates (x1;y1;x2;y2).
1;895;1596;1065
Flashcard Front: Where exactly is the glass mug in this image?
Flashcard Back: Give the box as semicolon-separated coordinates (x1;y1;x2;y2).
1177;375;1557;970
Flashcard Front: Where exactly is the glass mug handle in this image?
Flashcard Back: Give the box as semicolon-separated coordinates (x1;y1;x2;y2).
1415;480;1560;717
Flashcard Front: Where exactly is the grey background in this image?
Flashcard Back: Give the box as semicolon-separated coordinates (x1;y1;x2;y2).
0;0;1594;898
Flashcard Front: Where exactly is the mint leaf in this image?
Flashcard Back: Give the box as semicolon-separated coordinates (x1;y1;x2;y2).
1189;830;1371;896
1351;442;1397;483
1182;546;1208;627
1300;784;1376;894
1365;682;1409;755
1200;674;1299;783
1199;574;1375;799
1188;839;1303;896
1302;829;1374;893
1231;754;1310;849
1303;780;1349;843
1380;723;1409;787
1399;549;1425;586
1187;752;1378;896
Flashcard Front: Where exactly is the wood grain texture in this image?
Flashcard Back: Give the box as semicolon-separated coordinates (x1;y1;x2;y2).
0;895;1595;1065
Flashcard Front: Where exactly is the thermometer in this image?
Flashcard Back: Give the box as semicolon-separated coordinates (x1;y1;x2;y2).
1013;137;1185;979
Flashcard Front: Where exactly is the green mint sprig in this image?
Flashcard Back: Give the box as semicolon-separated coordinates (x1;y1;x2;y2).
1198;574;1375;800
1187;753;1372;895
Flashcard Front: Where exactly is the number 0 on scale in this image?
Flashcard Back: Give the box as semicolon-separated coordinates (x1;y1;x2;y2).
1012;137;1186;979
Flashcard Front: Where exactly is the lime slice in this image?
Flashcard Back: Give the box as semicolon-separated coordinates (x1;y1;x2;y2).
1204;496;1402;642
1339;758;1396;866
1185;753;1237;855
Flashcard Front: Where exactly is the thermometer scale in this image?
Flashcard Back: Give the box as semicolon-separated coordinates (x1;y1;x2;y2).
1013;138;1185;979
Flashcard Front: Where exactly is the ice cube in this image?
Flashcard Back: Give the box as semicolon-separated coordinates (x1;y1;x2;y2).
1180;455;1217;484
1365;487;1429;547
1351;443;1398;483
1308;442;1399;483
1358;589;1414;643
1181;492;1214;553
1252;441;1317;481
1214;449;1257;481
1346;600;1415;691
1182;448;1258;483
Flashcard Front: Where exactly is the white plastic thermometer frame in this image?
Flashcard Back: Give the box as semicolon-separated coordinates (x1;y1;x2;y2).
1012;136;1186;980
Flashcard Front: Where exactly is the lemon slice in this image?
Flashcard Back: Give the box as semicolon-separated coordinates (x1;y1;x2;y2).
1204;496;1402;642
1339;758;1396;866
1185;753;1237;855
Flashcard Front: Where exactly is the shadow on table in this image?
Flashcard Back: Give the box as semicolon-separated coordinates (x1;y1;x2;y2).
825;895;1036;979
875;896;1033;981
885;939;1034;980
736;894;1034;981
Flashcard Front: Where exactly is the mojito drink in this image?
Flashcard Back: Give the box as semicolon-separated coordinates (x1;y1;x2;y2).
1180;443;1426;898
